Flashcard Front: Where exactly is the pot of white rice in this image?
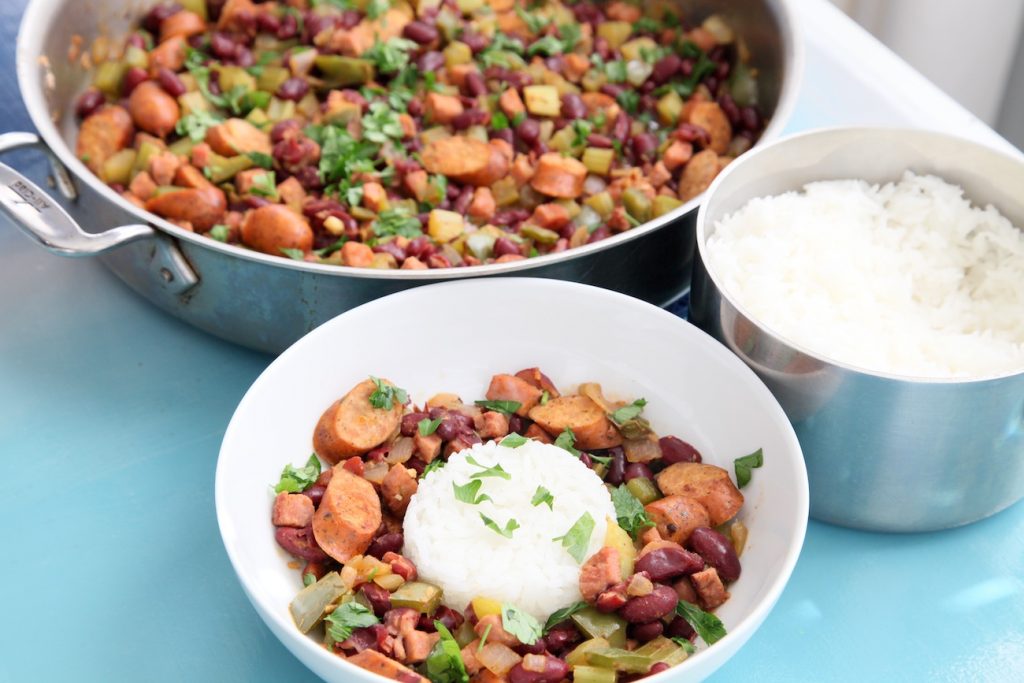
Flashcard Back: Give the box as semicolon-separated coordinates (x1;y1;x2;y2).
689;127;1024;531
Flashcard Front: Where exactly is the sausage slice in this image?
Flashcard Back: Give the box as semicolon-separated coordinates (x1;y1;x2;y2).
654;462;744;526
528;395;622;450
314;378;404;465
312;466;382;563
644;495;710;545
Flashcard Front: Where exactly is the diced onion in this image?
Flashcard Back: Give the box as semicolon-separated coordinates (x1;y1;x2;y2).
626;60;653;86
363;461;389;484
386;436;415;465
574;205;603;232
478;643;522;676
582;174;607;196
289;48;318;77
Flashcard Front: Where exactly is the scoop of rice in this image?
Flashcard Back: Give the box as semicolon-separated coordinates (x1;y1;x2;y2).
706;171;1024;378
403;440;614;621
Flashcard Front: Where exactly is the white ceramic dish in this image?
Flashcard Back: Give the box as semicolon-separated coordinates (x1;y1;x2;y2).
215;278;809;682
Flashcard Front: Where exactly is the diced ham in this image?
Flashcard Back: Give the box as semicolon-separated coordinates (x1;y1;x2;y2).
413;432;442;463
474;614;519;647
272;492;315;528
381;464;418;516
485;374;543;417
579;546;622;603
128;171;157;201
478;411;510;439
690;567;730;610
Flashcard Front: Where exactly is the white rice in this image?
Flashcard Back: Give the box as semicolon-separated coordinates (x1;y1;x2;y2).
706;171;1024;378
402;440;614;621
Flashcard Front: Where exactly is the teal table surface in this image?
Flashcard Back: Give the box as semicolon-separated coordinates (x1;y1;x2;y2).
1;1;1022;681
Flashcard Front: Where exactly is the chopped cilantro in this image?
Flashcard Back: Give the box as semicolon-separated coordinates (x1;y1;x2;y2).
364;37;418;75
675;601;727;645
453;479;493;505
174;110;223;142
474;399;521;415
515;6;551;33
604;60;628;83
273;454;322;493
368;376;408;409
611;484;656;538
616;89;640;114
302;572;316;587
500;433;528;448
527;34;565;57
480;513;519;538
372;206;422;240
501;604;542;645
418;417;442;436
554;427;580;457
552;512;595;563
361;101;406;145
365;0;390;20
246;151;274;169
609;398;648;425
543;601;588;633
466;456;511;481
425;621;469;683
208;224;230;242
734;448;764;488
280;247;305;260
531;485;554;510
250;171;278;200
325;601;379;643
491;111;510;131
421;458;445;479
671;637;697;654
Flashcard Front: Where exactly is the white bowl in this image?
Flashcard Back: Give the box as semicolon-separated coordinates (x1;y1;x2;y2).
215;278;808;682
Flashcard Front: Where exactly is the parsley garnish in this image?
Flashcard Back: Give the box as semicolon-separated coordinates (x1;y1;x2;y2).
250;171;278;200
671;637;697;654
570;119;593;147
361;101;406;145
421;458;445;479
368;376;408;409
543;601;588;633
531;485;554;510
302;572;316;587
616;89;640;114
208;224;230;242
527;34;565;57
734;448;764;488
280;247;305;260
635;17;663;34
325;601;379;642
558;23;581;50
453;479;493;505
418;417;442;436
609;398;648;425
604;60;628;83
491;111;510;131
365;0;389;20
274;454;321;493
466;456;511;481
425;621;469;683
500;433;528;448
480;513;519;538
611;484;655;538
174;110;223;142
247;151;274;169
364;37;418;75
675;601;727;645
552;511;595;563
474;399;521;415
501;604;542;645
515;6;551;34
554;427;580;457
372;206;422;240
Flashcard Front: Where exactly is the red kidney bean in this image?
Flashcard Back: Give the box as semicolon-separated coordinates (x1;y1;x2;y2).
420;605;463;633
586;133;613;148
406;236;436;260
572;2;603;24
740;106;762;131
339;10;361;29
234;46;254;68
588;226;611;244
508;414;527;434
366;532;404;560
256;12;281;34
341;624;387;652
515;117;540;144
665;615;696;641
156;67;187;97
417;50;445;73
505;71;533;89
508;656;569;683
594;36;612;60
403;20;438;44
619;585;678;623
629;621;664;643
360;583;392;617
75;89;105;119
461;31;488;53
126;33;147;50
405;457;427;477
676;123;710;147
271;119;301;143
605;447;626;485
600;83;627;99
373;240;407;263
649;662;671;675
515;638;547;656
293;166;324;192
300;485;326;508
366;443;390;462
717;93;741;127
705;76;720;95
452;186;474;214
545;55;565;73
427;254;452;269
687;527;741;582
304;13;338;43
400;411;430;436
435;418;462;441
493;208;530;227
277;77;310;102
274;526;329;562
631;133;658;162
451;109;487;130
624;462;653;482
142;2;182;33
276;11;299;39
612;112;630;142
210;32;238;60
464;71;487;97
579;453;594;468
121;67;149;96
543;624;581;653
650;54;682;85
659;436;702;464
635;546;705;581
596;588;628;613
494;237;523;257
715;60;731;79
491;128;515;146
560;92;586;120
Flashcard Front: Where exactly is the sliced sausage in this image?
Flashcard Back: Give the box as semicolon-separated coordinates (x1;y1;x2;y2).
76;106;134;174
579;546;621;603
420;136;491;178
241;204;313;256
128;81;180;138
686;101;732;154
312;466;382;563
485;374;543;417
530;153;587;198
206;118;273;156
313;378;404;465
346;648;428;682
381;464;418;517
149;36;187;73
160;10;206;43
513;367;560;397
654;462;744;526
452;140;510;187
424;92;464;125
677;149;720;201
528;395;622;450
145;186;227;231
644;496;710;545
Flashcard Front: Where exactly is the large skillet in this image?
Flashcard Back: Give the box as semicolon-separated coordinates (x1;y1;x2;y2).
4;0;801;353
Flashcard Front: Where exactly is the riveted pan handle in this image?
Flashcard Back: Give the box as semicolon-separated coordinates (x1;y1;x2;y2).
0;132;197;294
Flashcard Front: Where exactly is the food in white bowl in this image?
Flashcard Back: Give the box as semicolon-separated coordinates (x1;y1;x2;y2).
215;278;808;682
705;171;1024;379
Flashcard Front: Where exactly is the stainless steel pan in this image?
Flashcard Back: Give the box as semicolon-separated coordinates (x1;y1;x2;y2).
5;0;801;353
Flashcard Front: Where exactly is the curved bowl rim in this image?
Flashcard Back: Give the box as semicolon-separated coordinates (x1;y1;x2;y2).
214;277;809;683
16;0;804;280
694;124;1024;386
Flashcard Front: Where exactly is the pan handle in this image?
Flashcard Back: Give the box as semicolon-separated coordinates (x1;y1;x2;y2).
0;132;197;294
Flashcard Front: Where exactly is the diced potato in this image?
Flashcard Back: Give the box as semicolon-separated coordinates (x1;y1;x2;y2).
444;41;473;69
656;90;684;126
582;148;615;176
523;85;561;118
584;191;615;219
216;65;257;93
604;520;636;578
491;177;520;207
471;596;503;619
101;148;137;185
620;37;657;63
428;209;465;242
596;21;632;50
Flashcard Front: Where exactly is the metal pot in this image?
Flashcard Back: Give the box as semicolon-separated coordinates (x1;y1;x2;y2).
690;127;1024;532
5;0;800;354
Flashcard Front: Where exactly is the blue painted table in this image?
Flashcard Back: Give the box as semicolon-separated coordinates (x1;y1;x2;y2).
1;1;1022;681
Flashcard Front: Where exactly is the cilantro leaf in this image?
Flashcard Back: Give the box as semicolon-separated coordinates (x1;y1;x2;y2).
554;427;579;457
604;59;628;83
675;600;727;645
208;224;230;242
274;454;321;493
175;110;224;142
250;171;278;199
500;433;528;448
302;572;316;587
372;206;423;240
466;456;511;481
325;601;379;643
361;101;406;145
558;23;581;51
527;34;564;57
453;479;493;505
425;621;469;683
246;151;274;169
610;484;655;538
490;111;510;131
670;637;697;654
551;512;595;563
543;601;588;633
474;399;521;415
421;458;445;479
418;417;442;436
531;485;554;510
616;89;640;114
480;513;519;538
280;247;305;260
365;0;389;20
368;376;408;409
364;37;418;75
515;6;551;33
734;448;764;488
609;398;648;425
501;604;542;646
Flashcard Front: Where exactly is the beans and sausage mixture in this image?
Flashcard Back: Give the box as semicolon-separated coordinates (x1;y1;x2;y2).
74;0;765;269
271;369;762;681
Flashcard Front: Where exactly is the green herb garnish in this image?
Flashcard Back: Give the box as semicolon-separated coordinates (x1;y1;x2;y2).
552;511;595;563
616;89;640;114
372;206;423;240
734;448;764;488
527;34;565;57
474;399;522;415
543;601;588;633
466;456;511;481
501;604;542;645
279;247;305;260
670;637;697;654
500;433;528;448
364;36;418;75
274;454;321;493
246;151;274;169
425;621;469;683
302;572;317;587
490;111;510;131
531;485;554;510
325;601;379;642
174;110;223;142
250;171;278;199
208;224;230;242
421;458;445;479
368;376;408;409
365;0;389;19
610;484;655;538
554;427;580;457
453;480;493;505
540;390;550;406
480;513;519;538
609;398;647;425
418;417;442;436
675;601;727;645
